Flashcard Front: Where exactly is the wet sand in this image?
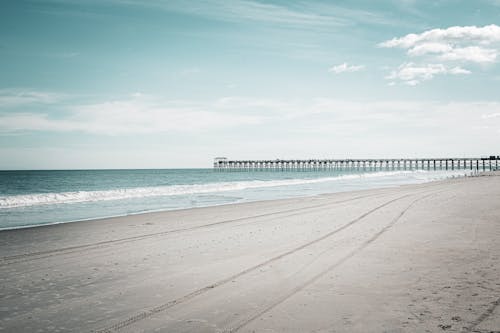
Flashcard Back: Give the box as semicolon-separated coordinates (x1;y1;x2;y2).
1;173;499;332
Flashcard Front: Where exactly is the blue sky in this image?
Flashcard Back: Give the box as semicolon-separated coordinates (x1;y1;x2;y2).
1;0;500;169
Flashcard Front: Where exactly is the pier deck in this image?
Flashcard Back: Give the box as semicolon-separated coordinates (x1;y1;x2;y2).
214;156;500;172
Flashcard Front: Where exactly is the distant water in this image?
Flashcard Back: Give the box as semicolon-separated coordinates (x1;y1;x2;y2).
0;168;471;230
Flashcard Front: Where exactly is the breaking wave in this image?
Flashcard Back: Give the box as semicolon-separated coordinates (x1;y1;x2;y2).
0;170;435;209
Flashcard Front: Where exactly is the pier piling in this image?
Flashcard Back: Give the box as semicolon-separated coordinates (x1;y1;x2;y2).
214;156;500;172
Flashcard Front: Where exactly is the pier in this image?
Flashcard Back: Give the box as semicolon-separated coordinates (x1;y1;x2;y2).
214;156;500;172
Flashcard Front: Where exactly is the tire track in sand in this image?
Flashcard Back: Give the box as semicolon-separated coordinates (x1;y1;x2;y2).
463;296;500;333
93;192;419;333
226;191;439;333
0;193;380;266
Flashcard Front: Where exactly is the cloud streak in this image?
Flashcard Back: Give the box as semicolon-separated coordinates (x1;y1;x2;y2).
328;63;365;74
43;0;411;30
2;93;500;164
2;93;500;138
386;63;470;85
0;94;263;135
0;89;65;107
481;112;500;119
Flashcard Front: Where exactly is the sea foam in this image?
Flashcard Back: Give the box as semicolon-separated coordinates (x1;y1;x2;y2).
0;170;426;209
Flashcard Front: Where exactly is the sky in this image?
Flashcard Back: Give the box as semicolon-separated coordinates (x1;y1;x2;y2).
1;0;500;169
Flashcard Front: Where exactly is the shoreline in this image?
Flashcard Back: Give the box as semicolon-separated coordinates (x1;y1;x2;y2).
1;172;499;332
0;169;477;232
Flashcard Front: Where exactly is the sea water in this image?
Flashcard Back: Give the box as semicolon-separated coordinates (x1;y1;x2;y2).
0;168;471;230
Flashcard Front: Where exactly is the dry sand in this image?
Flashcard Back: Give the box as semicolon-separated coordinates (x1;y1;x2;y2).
1;173;499;333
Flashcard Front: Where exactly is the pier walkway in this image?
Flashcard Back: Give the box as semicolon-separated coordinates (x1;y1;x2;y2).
213;156;500;172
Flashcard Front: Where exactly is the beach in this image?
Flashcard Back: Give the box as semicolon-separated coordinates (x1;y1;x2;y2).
1;173;499;333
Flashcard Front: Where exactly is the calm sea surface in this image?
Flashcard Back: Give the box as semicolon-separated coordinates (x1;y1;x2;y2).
0;168;470;230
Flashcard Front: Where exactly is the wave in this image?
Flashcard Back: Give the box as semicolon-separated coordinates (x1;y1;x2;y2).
0;170;445;209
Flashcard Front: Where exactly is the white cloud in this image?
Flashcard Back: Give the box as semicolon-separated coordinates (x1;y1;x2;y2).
407;42;453;56
386;63;470;85
0;113;81;132
448;66;472;75
380;24;500;83
3;95;498;137
214;96;291;110
3;95;500;166
380;25;500;51
281;99;500;156
0;89;65;107
438;46;497;63
328;62;365;74
0;94;264;135
481;112;500;119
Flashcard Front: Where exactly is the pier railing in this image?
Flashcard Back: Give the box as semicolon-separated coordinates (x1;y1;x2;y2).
213;157;500;172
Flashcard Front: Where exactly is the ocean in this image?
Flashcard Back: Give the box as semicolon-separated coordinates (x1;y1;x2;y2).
0;168;471;230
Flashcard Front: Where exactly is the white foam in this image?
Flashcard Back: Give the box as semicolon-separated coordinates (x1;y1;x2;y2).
0;170;458;209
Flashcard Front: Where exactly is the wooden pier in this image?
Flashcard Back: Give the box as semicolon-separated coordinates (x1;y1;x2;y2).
214;156;500;172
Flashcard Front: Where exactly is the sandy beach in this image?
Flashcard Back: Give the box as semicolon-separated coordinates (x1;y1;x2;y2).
1;173;499;333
